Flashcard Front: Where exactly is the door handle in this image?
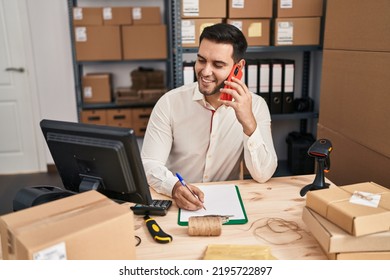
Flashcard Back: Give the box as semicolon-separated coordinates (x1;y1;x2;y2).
5;67;25;73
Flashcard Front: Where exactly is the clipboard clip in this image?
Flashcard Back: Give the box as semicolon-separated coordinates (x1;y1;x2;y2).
204;215;233;224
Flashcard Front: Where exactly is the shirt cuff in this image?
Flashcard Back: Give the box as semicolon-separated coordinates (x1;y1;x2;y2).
161;176;181;197
245;127;264;152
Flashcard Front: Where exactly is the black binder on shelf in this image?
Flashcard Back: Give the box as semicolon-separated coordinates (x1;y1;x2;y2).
258;59;270;107
270;59;283;114
282;59;295;114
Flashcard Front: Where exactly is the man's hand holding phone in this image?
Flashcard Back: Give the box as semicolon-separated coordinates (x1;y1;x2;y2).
219;63;243;101
219;62;257;137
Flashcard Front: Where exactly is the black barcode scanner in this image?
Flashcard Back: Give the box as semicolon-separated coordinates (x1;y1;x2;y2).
300;139;333;197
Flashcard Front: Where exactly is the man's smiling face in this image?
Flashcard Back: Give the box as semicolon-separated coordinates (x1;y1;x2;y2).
195;38;235;97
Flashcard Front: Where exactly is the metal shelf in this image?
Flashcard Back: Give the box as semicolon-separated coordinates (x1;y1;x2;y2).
271;112;319;121
182;45;322;54
75;59;171;65
67;0;173;117
81;102;157;110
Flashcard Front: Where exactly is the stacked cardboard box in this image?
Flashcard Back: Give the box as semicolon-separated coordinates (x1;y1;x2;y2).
121;6;167;60
82;73;112;104
227;0;272;47
317;0;390;186
273;0;323;46
303;182;390;259
73;6;167;61
73;7;122;61
75;6;166;133
0;191;136;260
180;0;225;48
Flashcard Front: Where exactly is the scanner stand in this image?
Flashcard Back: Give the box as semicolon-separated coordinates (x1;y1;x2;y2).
299;157;330;197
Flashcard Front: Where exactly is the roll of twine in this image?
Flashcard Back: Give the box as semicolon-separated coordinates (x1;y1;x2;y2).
188;216;222;236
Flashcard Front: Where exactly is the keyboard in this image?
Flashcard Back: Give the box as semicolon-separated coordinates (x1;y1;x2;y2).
130;199;172;216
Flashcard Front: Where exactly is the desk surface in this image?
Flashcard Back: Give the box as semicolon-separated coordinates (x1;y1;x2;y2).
132;175;332;260
0;175;331;260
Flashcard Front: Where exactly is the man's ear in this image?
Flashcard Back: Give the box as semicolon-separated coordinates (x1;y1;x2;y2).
238;59;246;68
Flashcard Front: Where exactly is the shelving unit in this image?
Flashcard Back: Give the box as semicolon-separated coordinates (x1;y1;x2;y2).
67;0;174;121
169;0;323;176
174;47;321;133
66;0;323;175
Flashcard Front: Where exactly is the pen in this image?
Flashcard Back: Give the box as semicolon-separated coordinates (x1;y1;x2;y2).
176;172;206;210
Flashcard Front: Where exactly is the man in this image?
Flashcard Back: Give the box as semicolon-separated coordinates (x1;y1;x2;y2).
141;23;277;210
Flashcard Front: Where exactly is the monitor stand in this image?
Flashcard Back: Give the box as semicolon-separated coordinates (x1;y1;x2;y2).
78;175;104;192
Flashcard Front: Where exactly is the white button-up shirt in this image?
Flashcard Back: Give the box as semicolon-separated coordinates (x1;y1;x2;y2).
141;82;278;196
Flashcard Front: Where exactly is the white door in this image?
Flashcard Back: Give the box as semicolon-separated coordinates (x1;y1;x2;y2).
0;0;43;174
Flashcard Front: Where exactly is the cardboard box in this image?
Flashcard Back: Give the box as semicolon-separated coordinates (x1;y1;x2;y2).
74;26;122;61
73;7;103;26
80;109;107;125
82;74;112;103
132;6;161;25
319;50;390;157
306;182;390;236
276;0;323;18
115;88;141;105
228;0;273;18
0;191;136;260
324;0;390;52
103;7;132;26
181;0;226;18
274;17;321;46
107;108;132;128
181;18;223;47
122;25;167;59
227;19;270;46
302;207;390;253
316;125;390;188
327;251;390;260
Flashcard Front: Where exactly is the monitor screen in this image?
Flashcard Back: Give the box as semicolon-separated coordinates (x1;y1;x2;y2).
40;119;153;205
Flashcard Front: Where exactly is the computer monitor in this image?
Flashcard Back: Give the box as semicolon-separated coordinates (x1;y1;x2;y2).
40;119;153;205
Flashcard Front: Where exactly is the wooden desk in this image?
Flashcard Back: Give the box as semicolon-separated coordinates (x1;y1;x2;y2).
132;175;333;260
0;175;331;260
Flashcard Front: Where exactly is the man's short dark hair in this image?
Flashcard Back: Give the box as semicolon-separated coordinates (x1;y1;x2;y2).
199;23;248;62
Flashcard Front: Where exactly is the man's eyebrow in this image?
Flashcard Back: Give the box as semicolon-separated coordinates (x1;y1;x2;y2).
196;54;228;66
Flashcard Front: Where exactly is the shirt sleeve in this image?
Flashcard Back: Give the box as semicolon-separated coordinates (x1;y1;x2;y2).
243;96;278;183
140;96;179;197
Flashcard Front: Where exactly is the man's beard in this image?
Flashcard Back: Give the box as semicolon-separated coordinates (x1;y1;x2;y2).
198;80;225;97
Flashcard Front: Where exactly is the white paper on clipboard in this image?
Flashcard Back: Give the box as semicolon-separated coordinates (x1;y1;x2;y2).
178;184;247;225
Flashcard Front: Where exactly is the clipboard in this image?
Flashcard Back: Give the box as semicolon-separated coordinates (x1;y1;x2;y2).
177;184;248;226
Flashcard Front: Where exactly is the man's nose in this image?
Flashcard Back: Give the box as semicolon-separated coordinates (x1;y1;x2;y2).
201;64;213;76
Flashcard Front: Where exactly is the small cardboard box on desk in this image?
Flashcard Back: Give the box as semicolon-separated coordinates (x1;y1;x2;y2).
303;182;390;260
306;182;390;236
0;191;135;260
302;207;390;259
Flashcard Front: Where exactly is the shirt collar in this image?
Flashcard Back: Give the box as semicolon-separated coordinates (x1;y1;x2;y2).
192;83;217;111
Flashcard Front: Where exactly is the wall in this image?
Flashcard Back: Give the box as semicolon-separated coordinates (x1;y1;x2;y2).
26;0;78;164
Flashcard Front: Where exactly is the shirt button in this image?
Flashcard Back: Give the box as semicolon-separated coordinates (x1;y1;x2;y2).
204;175;209;179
